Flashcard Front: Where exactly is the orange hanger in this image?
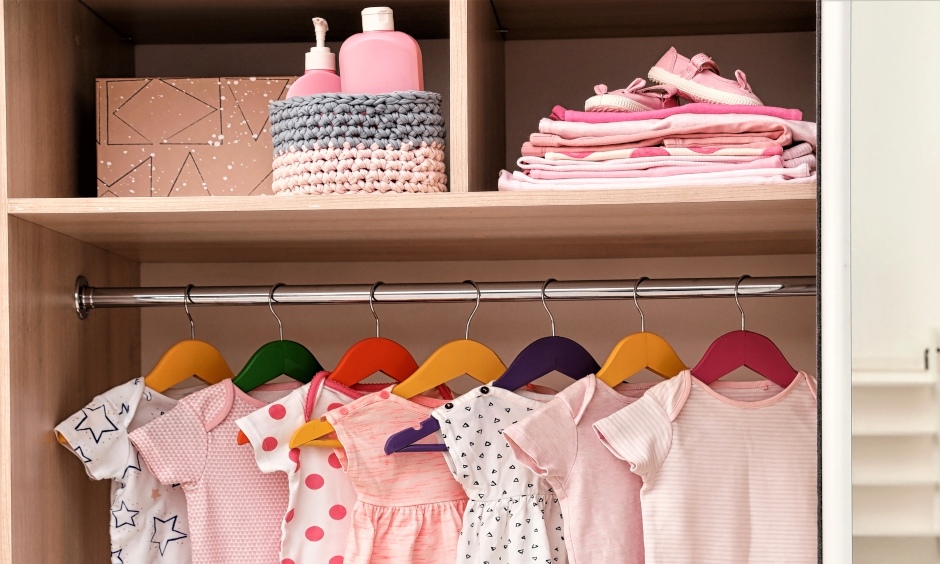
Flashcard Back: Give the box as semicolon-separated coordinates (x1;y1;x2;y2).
330;282;420;386
291;280;506;448
596;278;686;387
145;285;234;393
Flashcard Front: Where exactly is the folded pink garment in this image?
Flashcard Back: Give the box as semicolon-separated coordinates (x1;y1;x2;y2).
544;146;783;161
536;114;817;148
519;153;773;171
530;132;781;149
783;142;814;160
497;166;815;191
550;103;803;123
785;154;816;169
524;156;785;180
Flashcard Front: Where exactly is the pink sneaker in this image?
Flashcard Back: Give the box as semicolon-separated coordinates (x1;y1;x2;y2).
648;47;763;106
585;79;679;112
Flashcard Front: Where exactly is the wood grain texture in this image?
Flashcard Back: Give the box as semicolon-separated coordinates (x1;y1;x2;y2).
491;0;816;40
466;0;504;192
3;0;133;198
8;184;817;262
448;0;469;193
0;0;10;559
7;218;139;563
82;0;449;44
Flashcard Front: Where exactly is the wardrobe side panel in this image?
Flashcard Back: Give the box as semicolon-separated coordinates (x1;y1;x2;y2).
3;0;133;198
450;0;505;193
7;218;139;562
466;0;504;192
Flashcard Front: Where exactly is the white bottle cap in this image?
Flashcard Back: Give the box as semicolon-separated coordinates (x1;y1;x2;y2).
361;6;394;32
305;17;336;71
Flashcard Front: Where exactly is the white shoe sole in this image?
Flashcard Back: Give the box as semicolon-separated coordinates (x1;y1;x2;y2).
648;66;763;106
584;94;652;113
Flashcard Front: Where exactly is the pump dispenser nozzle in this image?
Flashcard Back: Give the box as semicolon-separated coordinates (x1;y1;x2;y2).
305;17;336;71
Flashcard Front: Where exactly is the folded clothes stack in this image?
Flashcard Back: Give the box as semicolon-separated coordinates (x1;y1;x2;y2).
499;48;817;191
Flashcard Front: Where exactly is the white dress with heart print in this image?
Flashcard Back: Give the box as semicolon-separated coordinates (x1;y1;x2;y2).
432;384;568;564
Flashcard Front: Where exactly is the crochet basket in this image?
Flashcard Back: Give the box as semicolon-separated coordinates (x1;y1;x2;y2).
268;91;447;195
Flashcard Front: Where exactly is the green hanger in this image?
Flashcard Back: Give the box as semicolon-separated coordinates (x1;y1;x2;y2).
232;284;324;392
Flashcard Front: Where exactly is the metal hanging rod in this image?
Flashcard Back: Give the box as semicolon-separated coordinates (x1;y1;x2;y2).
75;276;815;319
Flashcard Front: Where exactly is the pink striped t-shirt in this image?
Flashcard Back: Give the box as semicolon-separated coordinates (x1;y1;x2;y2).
129;380;300;564
594;371;818;564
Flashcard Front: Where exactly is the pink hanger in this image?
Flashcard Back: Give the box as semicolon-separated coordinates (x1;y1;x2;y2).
691;275;798;388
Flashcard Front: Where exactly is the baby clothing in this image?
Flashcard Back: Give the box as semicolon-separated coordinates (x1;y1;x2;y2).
505;375;652;564
325;387;468;564
237;372;377;564
594;370;818;564
433;384;567;564
129;379;300;564
55;378;202;564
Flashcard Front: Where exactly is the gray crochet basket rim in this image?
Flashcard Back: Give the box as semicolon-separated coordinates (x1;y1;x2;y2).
269;90;446;153
269;90;448;194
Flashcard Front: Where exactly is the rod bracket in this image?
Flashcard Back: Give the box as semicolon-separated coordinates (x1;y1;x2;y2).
75;276;90;320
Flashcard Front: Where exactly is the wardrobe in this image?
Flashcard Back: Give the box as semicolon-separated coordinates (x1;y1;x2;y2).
0;0;852;563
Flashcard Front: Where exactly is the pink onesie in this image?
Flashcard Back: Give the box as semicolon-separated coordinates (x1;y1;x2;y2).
593;371;818;564
325;387;468;564
129;380;300;564
504;375;652;564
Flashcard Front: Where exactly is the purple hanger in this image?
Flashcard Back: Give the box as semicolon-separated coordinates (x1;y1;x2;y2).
384;280;600;454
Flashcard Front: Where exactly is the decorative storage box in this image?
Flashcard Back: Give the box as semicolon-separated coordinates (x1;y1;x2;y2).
96;77;295;197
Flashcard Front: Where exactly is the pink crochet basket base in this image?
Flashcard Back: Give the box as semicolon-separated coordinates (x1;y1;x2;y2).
272;142;447;195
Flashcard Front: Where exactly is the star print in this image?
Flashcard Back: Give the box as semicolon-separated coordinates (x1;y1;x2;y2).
151;488;161;501
73;445;92;464
110;549;124;564
151;515;187;555
75;405;118;444
111;501;139;528
122;452;142;479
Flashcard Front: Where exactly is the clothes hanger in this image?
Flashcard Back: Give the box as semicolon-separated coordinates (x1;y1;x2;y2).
291;280;506;449
328;282;420;386
231;283;324;392
691;275;798;387
144;284;234;393
595;277;686;386
385;278;599;454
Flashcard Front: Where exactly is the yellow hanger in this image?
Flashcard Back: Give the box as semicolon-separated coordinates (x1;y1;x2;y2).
596;278;686;387
290;280;507;448
144;285;234;393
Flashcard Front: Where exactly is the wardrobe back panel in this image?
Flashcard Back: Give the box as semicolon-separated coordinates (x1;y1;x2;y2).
6;219;140;562
2;0;133;198
138;254;816;393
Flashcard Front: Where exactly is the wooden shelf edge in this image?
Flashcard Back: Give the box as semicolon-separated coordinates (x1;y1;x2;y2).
7;183;817;217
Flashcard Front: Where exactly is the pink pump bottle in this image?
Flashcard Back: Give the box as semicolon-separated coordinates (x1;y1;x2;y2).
339;7;424;94
286;17;342;98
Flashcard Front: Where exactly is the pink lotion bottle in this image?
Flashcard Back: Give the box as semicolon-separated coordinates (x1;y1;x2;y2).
286;17;341;98
339;7;424;94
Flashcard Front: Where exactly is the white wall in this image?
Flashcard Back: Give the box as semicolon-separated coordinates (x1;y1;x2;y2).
852;1;940;368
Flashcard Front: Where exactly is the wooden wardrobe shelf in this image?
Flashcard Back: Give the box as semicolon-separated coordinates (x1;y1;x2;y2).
7;183;816;263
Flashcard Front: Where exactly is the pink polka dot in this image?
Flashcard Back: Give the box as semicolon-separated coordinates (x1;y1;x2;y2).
305;526;324;541
269;404;287;420
288;447;301;470
327;402;344;411
305;474;324;490
282;559;295;564
329;504;347;520
262;437;278;451
328;453;342;469
285;509;294;523
329;556;344;564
